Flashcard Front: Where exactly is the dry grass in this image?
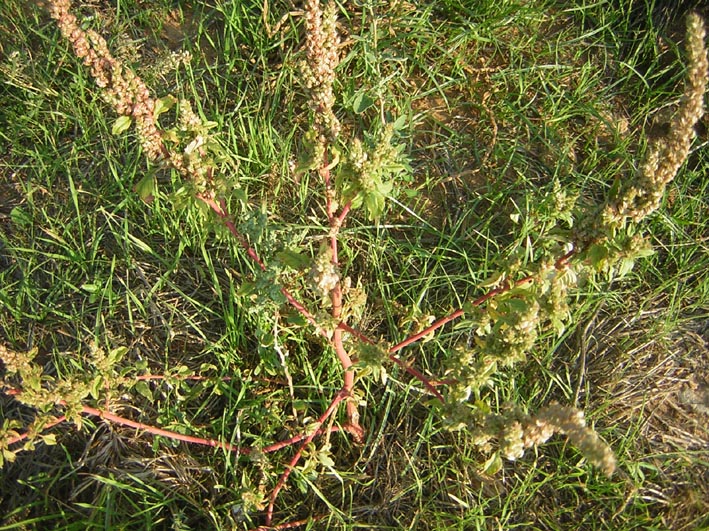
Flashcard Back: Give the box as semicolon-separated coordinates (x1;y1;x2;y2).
583;305;709;530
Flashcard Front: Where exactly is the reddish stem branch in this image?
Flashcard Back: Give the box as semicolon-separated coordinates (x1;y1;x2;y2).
336;202;351;227
195;194;328;335
4;387;348;457
387;279;536;354
319;144;363;439
261;425;342;454
387;357;444;401
388;249;576;355
336;322;443;400
265;390;348;526
80;404;247;453
6;415;68;447
254;514;326;531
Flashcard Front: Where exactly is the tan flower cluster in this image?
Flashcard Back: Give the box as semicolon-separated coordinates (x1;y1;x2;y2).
310;244;340;300
48;0;164;161
605;12;707;225
463;403;616;476
0;343;27;375
169;101;209;186
302;0;341;141
533;403;617;476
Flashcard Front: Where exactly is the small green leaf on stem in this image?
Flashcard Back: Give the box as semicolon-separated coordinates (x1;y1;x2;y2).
134;380;154;402
352;91;375;114
112;115;132;135
153;95;177;120
482;451;503;475
276;249;310;270
134;175;156;203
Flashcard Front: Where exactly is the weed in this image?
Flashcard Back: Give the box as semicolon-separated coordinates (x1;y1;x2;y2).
1;1;707;529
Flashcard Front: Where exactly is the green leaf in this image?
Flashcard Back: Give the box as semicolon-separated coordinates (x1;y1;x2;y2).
352;91;375;114
134;175;156;203
276;249;310;270
587;243;609;271
503;298;529;313
153;95;177;119
89;375;103;400
378;180;393;196
617;257;635;278
480;271;505;289
364;191;385;220
111;115;132;135
107;346;128;366
2;448;17;466
482;452;503;475
81;283;99;294
134;380;154;402
318;451;335;468
237;281;256;297
40;433;57;446
391;115;407;131
635;246;655;259
233;187;248;204
10;206;31;228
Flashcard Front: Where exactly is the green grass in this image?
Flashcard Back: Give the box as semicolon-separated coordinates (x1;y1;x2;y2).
1;0;708;529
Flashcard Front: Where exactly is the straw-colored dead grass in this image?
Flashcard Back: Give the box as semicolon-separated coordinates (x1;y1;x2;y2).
583;305;709;530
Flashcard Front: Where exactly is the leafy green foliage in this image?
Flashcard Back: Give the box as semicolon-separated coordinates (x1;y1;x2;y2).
336;121;411;220
1;0;707;529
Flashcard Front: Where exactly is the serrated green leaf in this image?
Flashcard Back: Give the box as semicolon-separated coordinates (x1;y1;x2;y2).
112;115;132;135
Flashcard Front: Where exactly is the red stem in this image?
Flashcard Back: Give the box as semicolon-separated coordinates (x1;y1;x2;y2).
80;404;247;453
261;426;342;453
388;270;547;354
4;387;348;457
265;390;348;525
6;415;68;447
254;514;326;530
336;322;443;400
320;144;363;439
336;202;351;227
195;194;327;335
